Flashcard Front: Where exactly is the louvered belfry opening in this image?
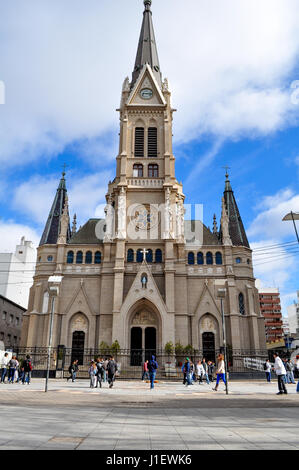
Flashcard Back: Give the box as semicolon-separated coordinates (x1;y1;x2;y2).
134;127;145;157
148;127;157;157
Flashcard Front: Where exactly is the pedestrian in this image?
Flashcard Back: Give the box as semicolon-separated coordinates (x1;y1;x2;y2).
148;355;158;389
8;355;18;383
17;359;25;384
182;357;191;386
88;361;97;388
273;353;287;395
95;357;104;388
196;360;204;385
212;354;226;391
285;359;296;384
295;356;299;379
264;359;272;383
202;358;210;384
208;361;215;383
190;361;196;384
107;356;118;388
22;355;33;384
67;359;78;383
0;353;9;383
142;360;149;381
103;358;108;383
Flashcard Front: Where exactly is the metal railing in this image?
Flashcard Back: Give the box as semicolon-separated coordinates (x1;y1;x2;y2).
4;347;270;380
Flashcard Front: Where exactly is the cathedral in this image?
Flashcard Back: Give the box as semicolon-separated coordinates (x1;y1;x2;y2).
21;1;266;362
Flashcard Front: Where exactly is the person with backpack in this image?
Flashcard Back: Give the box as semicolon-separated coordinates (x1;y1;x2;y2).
22;355;33;385
107;356;118;388
182;357;192;386
264;359;272;383
67;359;78;383
95;357;105;388
148;355;158;389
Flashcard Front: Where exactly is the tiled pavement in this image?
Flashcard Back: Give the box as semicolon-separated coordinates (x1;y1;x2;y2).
0;379;298;450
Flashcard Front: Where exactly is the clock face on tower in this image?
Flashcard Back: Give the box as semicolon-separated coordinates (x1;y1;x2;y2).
140;88;153;99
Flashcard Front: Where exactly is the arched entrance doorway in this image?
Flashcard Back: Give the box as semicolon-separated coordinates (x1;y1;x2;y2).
71;331;85;365
199;314;219;363
202;332;215;363
69;313;88;365
130;310;158;366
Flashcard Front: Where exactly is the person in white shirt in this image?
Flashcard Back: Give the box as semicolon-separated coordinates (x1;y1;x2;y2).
273;353;287;395
196;360;205;385
0;353;9;383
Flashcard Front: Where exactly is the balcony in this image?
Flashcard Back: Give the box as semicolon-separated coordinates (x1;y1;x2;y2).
127;178;164;188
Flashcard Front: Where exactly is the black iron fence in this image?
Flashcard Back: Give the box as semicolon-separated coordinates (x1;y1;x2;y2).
5;347;270;380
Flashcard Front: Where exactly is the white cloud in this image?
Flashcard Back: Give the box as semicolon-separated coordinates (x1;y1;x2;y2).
1;0;299;167
12;171;113;228
0;221;40;253
247;189;299;240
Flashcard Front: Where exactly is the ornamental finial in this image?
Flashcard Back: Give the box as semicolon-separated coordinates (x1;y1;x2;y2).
144;0;152;11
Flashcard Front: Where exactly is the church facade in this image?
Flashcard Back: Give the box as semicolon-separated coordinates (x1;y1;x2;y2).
21;1;266;360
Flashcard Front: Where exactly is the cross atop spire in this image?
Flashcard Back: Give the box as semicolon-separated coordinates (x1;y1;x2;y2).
131;0;162;90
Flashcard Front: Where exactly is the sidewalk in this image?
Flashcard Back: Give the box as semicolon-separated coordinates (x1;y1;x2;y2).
0;379;298;450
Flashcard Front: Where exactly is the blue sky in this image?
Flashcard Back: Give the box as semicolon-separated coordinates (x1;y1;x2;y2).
0;0;299;315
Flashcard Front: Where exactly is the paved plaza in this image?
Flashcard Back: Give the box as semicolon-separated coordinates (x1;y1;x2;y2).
0;379;298;450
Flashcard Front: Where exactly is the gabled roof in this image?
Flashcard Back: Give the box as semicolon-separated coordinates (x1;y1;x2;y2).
68;219;104;245
39;173;71;246
221;173;250;248
131;0;162;90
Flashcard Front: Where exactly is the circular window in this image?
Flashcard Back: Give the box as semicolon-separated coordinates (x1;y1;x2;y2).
140;88;153;100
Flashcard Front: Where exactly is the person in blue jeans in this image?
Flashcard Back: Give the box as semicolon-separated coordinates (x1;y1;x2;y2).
148;355;158;389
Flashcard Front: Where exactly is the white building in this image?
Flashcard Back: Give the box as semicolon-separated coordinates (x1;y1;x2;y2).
287;291;299;336
0;237;36;308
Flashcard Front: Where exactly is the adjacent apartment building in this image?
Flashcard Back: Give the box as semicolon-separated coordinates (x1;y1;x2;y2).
0;295;26;349
256;281;283;343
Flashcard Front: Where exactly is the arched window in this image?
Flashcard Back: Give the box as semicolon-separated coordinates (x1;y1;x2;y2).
67;251;74;264
148;127;158;157
133;163;143;177
42;291;49;314
215;252;222;265
239;293;245;315
155;249;162;263
197;252;204;265
146;249;153;263
127;249;134;263
94;251;102;264
137;249;143;263
148;164;159;178
76;251;83;264
206;252;213;265
188;252;195;265
85;251;92;264
134;127;144;157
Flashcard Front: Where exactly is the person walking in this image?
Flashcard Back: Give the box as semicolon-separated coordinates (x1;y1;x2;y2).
148;355;158;390
202;358;210;385
0;353;9;383
285;359;296;384
142;360;149;381
22;355;33;385
17;359;25;384
183;358;192;386
103;358;108;383
67;359;78;383
95;357;104;388
212;354;226;391
264;359;272;383
273;353;287;395
88;361;97;388
196;360;204;385
8;356;18;384
107;356;118;388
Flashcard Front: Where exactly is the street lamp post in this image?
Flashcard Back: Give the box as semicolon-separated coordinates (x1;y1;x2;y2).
282;212;299;244
45;275;63;393
217;288;229;395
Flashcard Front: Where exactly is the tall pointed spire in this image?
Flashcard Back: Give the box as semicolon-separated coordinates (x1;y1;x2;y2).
39;172;71;246
131;0;162;90
221;171;250;248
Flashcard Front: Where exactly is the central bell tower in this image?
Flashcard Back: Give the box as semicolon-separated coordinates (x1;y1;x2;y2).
105;0;185;346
